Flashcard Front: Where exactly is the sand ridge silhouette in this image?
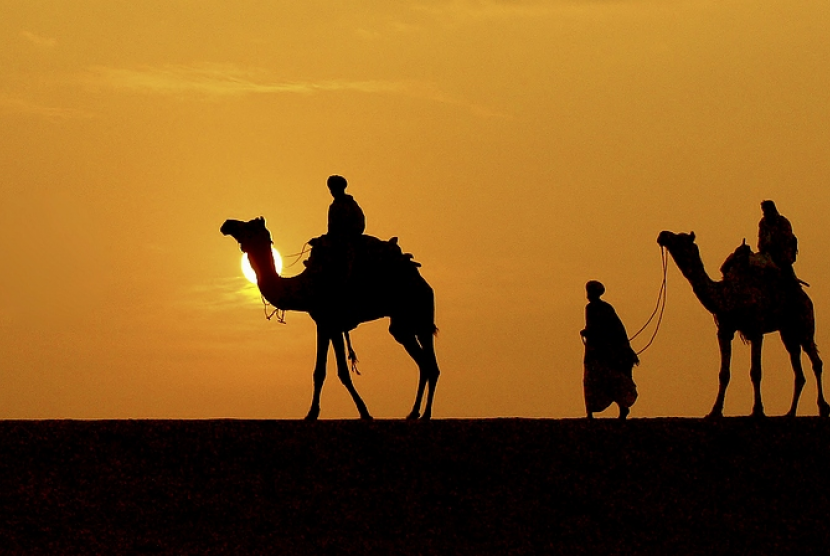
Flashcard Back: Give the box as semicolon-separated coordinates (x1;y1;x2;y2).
1;418;829;555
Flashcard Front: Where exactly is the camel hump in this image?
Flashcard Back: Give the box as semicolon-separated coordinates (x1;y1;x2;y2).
358;234;422;267
304;233;423;275
748;252;778;271
720;243;753;277
720;241;799;291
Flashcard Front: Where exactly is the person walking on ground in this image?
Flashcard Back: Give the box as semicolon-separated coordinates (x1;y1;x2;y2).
581;281;639;420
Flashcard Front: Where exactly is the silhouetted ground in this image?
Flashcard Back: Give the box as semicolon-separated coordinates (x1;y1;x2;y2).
0;418;828;555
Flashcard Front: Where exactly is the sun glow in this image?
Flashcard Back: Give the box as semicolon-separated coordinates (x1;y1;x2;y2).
241;248;282;284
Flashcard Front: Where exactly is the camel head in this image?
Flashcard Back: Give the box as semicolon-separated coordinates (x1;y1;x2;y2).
657;230;723;306
221;217;273;258
657;230;698;259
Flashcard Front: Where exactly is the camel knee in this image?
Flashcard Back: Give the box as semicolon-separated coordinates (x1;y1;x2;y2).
337;367;352;384
718;370;731;385
424;360;440;381
791;361;807;384
750;367;762;384
388;323;410;344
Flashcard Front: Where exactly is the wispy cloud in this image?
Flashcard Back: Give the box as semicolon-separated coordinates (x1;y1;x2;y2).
0;95;92;119
184;278;264;313
83;63;509;118
412;0;645;20
85;64;405;98
19;30;57;48
412;0;568;20
402;81;510;119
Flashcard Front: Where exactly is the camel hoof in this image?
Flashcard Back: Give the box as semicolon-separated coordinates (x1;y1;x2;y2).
751;409;767;419
704;411;723;420
304;407;320;421
820;401;830;418
421;412;432;421
360;413;374;421
406;411;420;420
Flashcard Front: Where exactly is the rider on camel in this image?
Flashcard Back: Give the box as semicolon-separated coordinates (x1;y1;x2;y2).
758;200;799;285
318;175;365;294
327;175;365;239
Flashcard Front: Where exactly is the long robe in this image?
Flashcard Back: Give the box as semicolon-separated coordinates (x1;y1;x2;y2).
758;213;797;266
328;194;365;238
582;299;638;413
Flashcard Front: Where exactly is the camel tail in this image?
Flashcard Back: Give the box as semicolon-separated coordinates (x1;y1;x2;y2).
415;324;438;342
807;340;819;355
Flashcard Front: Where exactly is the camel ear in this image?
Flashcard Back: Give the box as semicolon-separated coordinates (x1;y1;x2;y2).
255;216;266;227
690;231;696;241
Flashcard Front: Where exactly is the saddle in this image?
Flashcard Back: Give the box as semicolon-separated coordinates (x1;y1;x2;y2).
304;233;421;286
720;242;806;289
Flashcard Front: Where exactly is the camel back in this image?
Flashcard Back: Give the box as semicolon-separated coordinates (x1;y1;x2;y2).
719;242;801;296
304;233;422;287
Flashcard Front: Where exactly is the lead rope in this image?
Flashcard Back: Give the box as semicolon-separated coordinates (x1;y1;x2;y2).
258;242;312;325
261;296;286;324
629;245;668;356
283;242;312;269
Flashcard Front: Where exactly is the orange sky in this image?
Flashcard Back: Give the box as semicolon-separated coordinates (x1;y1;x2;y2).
2;1;830;419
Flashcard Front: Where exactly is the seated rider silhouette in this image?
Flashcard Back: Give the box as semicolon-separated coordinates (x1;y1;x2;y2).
322;175;365;291
327;175;365;239
758;200;800;286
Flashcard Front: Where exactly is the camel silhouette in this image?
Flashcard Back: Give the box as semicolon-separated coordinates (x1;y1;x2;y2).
657;230;830;418
221;217;440;420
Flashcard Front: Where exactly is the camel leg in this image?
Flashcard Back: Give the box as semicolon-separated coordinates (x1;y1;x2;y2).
305;328;329;421
331;332;373;420
782;333;806;418
418;332;441;420
708;329;734;418
749;336;765;418
393;329;440;420
396;335;427;420
804;341;830;417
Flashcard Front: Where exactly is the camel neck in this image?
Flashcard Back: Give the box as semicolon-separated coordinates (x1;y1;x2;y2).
249;250;312;313
669;248;722;314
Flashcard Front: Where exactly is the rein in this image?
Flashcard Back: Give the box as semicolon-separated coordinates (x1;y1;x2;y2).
629;245;668;356
256;241;311;325
283;242;312;269
261;296;286;324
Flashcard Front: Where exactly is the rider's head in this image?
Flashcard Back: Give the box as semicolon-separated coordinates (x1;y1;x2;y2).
327;175;348;197
586;280;605;301
761;200;779;218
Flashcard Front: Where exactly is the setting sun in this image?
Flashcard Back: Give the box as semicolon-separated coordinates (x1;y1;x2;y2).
242;249;282;284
